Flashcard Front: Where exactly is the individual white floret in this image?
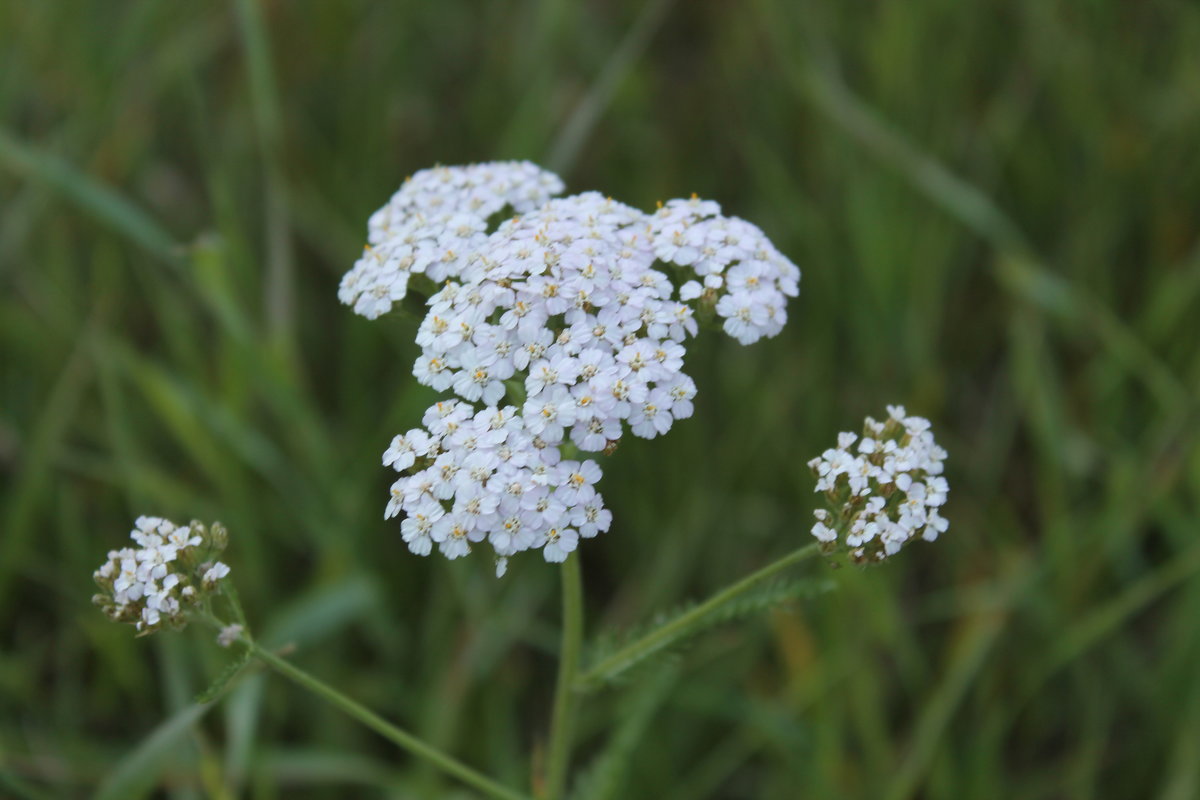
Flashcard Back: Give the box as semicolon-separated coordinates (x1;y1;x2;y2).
524;387;578;441
811;508;838;543
217;624;244;648
431;513;476;559
543;527;579;562
202;562;231;587
383;429;434;471
629;389;675;439
400;501;444;556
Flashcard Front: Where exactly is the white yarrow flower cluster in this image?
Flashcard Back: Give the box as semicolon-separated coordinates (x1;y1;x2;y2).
650;196;799;345
385;400;612;576
338;162;564;319
807;406;948;562
411;191;700;449
93;517;231;633
343;163;800;572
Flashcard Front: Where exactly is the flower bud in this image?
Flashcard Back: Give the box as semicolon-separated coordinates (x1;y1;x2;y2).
209;522;228;551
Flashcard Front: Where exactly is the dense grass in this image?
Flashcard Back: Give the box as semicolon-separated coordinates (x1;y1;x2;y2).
3;1;1199;797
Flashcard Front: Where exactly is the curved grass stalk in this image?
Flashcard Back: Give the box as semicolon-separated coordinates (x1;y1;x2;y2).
246;641;530;800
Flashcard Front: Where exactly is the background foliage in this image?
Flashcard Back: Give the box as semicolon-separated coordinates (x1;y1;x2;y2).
3;1;1199;798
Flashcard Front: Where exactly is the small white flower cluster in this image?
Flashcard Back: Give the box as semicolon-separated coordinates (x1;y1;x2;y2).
217;623;244;648
339;162;565;319
93;517;230;633
384;400;613;576
411;192;700;445
807;406;948;563
343;162;799;572
650;196;799;345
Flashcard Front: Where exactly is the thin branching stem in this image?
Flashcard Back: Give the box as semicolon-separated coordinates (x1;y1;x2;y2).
246;641;531;800
545;553;585;799
576;542;823;689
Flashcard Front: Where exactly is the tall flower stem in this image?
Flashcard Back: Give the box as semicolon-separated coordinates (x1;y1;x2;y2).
575;542;823;689
246;641;530;800
545;553;584;799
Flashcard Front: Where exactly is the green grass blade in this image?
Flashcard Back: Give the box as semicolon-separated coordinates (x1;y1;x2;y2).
1027;541;1200;698
756;19;1188;412
568;663;678;800
94;701;213;800
232;0;296;354
547;0;677;174
884;557;1033;800
0;128;179;261
0;320;96;615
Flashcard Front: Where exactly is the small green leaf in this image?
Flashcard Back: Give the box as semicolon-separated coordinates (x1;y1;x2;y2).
195;648;253;705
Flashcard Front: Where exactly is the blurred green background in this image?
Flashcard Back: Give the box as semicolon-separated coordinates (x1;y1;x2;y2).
3;1;1200;798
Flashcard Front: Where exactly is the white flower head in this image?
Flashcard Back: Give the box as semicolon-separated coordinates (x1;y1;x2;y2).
347;164;798;572
807;406;948;563
94;518;233;635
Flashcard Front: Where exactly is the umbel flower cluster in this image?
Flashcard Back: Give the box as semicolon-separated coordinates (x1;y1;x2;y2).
93;517;231;633
340;162;799;573
807;406;949;563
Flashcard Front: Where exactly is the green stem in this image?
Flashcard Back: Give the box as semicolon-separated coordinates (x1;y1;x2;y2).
576;542;823;689
246;641;530;800
545;553;584;799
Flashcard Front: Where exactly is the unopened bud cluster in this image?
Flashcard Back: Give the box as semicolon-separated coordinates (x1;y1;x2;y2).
343;162;799;571
807;406;948;563
93;517;231;633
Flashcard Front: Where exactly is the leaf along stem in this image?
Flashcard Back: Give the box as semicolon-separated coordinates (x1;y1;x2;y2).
575;542;823;689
